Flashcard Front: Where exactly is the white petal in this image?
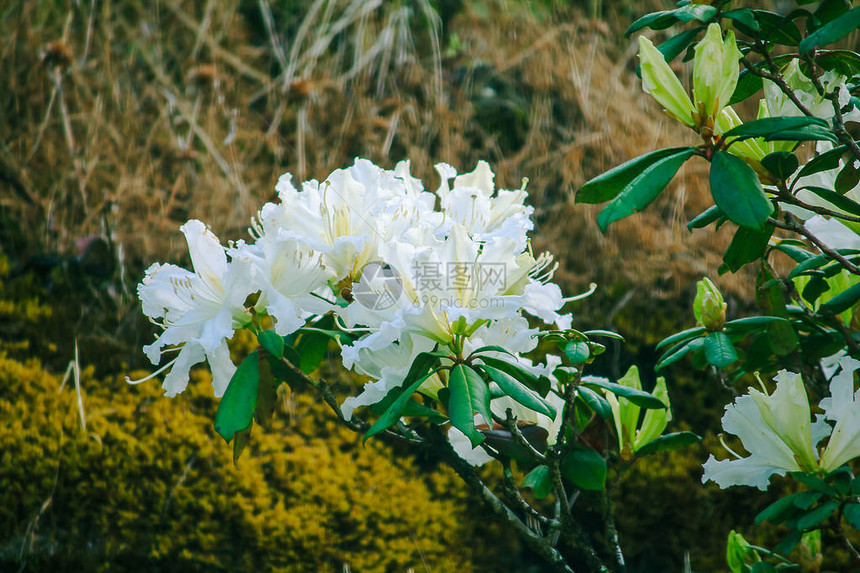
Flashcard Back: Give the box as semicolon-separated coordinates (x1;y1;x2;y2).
206;342;237;398
180;220;228;291
162;343;206;397
702;455;787;491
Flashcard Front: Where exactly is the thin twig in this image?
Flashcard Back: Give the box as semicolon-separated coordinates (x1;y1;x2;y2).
768;215;860;275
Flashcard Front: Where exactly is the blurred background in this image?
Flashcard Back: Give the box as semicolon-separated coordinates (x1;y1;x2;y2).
1;0;838;571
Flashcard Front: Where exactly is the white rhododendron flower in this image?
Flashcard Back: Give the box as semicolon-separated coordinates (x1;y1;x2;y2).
134;220;253;397
703;356;860;490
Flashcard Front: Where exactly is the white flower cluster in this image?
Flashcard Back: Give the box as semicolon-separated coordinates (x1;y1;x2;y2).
134;159;572;421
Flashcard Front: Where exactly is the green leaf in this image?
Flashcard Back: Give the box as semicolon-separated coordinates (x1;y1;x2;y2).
816;50;860;77
563;340;590;364
522;465;553;499
773;243;813;263
577;386;612;419
796;145;847;178
722;8;759;31
656;338;703;370
657;28;702;62
724;316;791;333
704;331;738;368
750;563;777;573
482;365;556;418
577;147;691;204
448;364;489;448
753;11;803;45
793;472;836;495
729;69;764;106
793;490;825;510
821;282;860;315
756;493;806;525
596;148;696;232
774;530;803;555
723;116;828;139
363;352;440;441
675;4;717;23
710;151;774;230
232;425;253;467
800;186;860;216
722;224;775;272
796;500;840;529
687;205;724;231
764;126;838;143
257;330;284;359
835;161;860;195
582;329;624;341
625;11;678;36
789;249;860;278
656;326;707;351
468;345;516;358
561;448;607;491
295;328;331;374
254;353;278;428
799;7;860;53
214;351;261;443
582;379;667;410
843;503;860;530
761;152;799;181
634;431;701;457
477;355;548;397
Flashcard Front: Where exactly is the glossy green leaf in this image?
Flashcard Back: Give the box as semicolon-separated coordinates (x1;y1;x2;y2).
764;126;838;143
656;338;703;370
597;148;696;232
563;340;590;364
448;364;488;448
722;8;759;31
799;7;860;53
704;331;738;368
843;503;860;530
796;145;847;178
723;116;828;139
729;68;764;106
232;425;253;467
522;465;553;499
625;10;678;36
835;161;860;195
255;353;278;428
675;4;717;23
577;147;691;204
482;365;556;418
582;329;624;340
687;205;724;231
582;379;667;410
477;355;548;397
710;151;774;230
796;500;840;530
762;152;799;180
363;352;440;441
753;11;803;45
722;224;774;272
214;351;260;443
257;330;284;359
656;326;706;351
635;431;701;457
561;448;607;491
755;493;806;525
577;386;612;419
657;28;701;62
821;282;860;315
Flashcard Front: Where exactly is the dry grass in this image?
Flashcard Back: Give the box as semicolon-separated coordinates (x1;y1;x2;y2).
1;0;749;321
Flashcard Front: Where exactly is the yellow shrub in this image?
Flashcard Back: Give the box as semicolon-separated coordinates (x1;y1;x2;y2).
0;352;484;572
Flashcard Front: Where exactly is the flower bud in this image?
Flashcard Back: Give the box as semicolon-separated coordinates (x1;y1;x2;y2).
694;277;726;331
726;530;759;573
693;24;742;120
638;36;695;127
